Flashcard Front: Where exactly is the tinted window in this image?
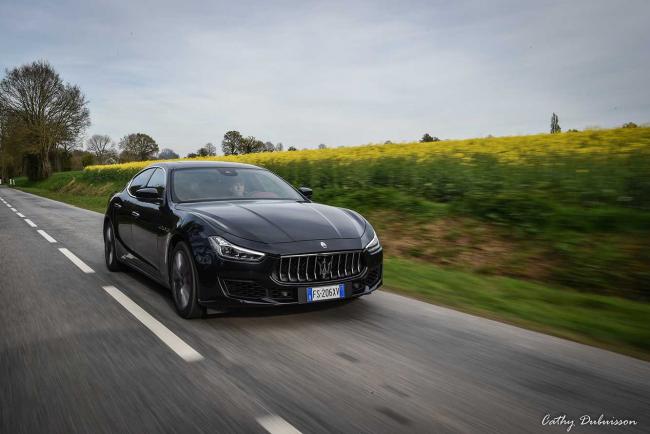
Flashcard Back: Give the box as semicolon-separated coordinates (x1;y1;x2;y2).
146;168;165;191
128;169;154;195
171;168;303;203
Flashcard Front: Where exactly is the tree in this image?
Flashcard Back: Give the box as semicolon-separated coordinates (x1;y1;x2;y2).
186;152;198;158
550;113;561;134
56;138;82;171
158;148;179;159
196;147;208;157
196;142;217;157
264;141;275;152
118;133;158;161
203;142;217;156
240;136;266;154
622;122;638;128
81;153;94;167
275;142;283;152
318;143;327;149
0;60;90;180
420;133;439;142
222;130;243;155
287;146;297;151
86;134;117;164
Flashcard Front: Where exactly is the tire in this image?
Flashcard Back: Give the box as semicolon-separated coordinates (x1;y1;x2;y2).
170;242;205;319
104;220;124;272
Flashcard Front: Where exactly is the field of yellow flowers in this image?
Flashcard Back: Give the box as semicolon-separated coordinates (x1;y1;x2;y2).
85;127;650;214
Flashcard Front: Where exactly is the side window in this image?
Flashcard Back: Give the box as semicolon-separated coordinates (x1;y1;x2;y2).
146;168;166;192
128;169;154;195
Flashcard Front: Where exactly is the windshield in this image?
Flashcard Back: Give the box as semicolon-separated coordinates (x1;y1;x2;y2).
171;167;304;203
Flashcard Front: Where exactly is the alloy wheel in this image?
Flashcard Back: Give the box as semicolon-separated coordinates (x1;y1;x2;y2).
105;224;114;263
172;250;191;309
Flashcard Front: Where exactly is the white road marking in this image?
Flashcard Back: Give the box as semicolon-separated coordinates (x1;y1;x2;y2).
24;218;37;227
16;212;25;218
10;207;17;212
58;248;94;273
37;230;57;243
257;415;302;434
5;203;11;207
101;285;204;363
257;415;301;434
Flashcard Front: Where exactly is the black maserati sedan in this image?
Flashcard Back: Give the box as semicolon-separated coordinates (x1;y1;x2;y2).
103;161;383;318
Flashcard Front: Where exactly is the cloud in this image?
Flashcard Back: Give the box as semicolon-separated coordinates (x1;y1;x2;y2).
1;0;649;154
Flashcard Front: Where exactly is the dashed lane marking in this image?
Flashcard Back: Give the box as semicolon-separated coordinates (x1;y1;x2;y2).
58;248;94;273
37;230;57;243
102;286;204;363
257;415;302;434
24;218;37;227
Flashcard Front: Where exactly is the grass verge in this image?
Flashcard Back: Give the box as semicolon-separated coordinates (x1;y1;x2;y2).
16;186;108;213
384;257;650;360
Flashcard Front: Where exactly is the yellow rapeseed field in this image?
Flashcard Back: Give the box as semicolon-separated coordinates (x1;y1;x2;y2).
86;127;650;174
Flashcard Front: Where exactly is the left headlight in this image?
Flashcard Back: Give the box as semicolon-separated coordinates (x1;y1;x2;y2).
365;232;382;254
208;236;265;262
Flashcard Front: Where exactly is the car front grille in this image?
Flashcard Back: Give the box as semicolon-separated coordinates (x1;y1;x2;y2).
276;251;365;284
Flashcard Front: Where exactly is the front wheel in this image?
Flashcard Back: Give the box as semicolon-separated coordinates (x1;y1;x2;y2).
170;242;205;319
104;220;123;272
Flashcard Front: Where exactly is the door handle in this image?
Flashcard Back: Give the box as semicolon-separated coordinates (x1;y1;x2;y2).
131;211;140;218
114;203;122;209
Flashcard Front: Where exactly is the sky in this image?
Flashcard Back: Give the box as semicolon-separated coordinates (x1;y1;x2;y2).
1;0;649;155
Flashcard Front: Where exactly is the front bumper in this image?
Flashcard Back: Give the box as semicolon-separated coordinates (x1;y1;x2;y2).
195;249;383;307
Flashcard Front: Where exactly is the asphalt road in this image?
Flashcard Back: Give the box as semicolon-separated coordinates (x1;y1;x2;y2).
1;186;649;434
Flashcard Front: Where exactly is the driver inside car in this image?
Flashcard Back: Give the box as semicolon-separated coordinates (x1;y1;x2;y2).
229;180;246;197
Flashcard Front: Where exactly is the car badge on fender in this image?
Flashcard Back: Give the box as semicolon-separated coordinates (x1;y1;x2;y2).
320;241;327;249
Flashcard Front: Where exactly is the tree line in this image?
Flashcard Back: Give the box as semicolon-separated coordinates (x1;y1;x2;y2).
0;61;299;181
3;61;643;182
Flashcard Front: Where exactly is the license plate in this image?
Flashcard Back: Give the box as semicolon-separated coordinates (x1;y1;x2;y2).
307;284;345;302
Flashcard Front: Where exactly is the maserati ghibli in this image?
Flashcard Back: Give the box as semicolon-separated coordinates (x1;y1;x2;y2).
103;161;383;318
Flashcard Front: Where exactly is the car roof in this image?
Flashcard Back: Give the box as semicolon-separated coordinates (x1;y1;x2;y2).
144;160;262;170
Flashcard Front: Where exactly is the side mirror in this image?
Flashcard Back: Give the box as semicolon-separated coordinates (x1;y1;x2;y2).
134;187;162;199
298;186;313;199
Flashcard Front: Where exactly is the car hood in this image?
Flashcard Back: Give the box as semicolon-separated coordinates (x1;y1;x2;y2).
178;200;367;243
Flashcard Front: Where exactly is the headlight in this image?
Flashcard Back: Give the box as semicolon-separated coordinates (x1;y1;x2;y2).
208;236;265;262
365;232;382;254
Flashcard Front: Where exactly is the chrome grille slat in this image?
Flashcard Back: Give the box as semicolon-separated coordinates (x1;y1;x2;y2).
297;256;302;282
276;251;366;284
288;257;293;282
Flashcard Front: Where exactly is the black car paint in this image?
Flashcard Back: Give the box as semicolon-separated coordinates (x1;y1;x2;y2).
104;161;383;307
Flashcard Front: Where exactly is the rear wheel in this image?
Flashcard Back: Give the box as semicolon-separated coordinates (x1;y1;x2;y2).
170;242;205;319
104;220;123;271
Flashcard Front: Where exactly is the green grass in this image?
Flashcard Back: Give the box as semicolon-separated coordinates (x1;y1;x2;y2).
16;186;108;213
384;257;650;359
15;171;121;213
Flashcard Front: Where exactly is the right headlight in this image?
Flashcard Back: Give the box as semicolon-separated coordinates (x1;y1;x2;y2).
365;232;382;254
208;236;265;262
